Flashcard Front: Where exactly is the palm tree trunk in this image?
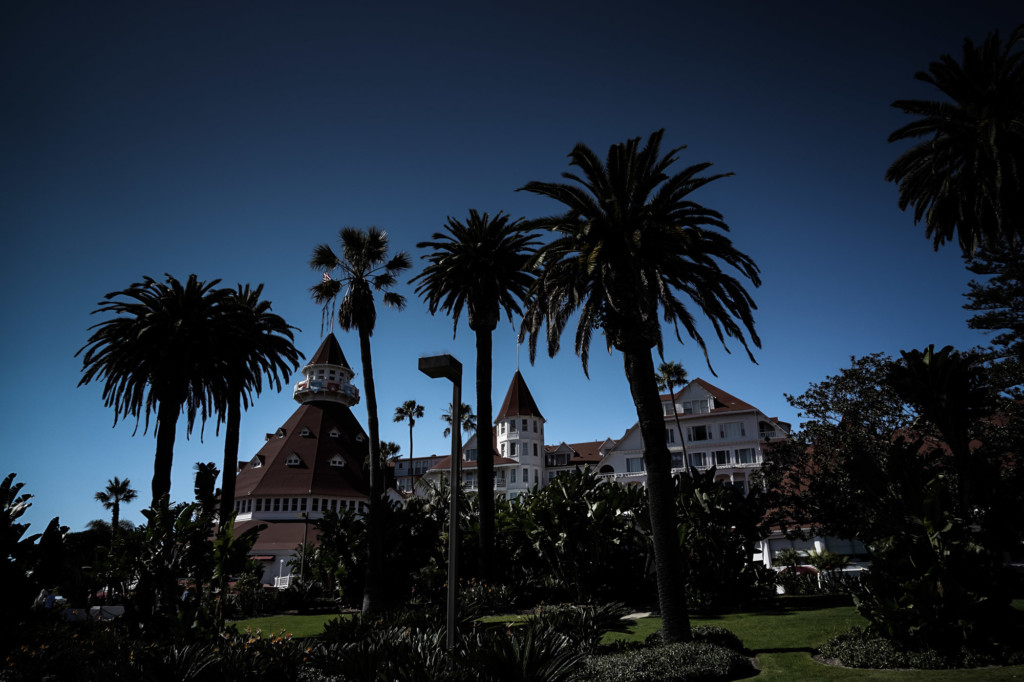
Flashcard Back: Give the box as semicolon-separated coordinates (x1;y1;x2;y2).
220;394;241;524
407;420;414;492
110;503;120;544
475;328;495;582
358;326;384;615
669;386;688;468
622;348;692;643
152;399;180;506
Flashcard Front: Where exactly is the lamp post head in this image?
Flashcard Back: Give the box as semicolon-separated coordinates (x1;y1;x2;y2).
418;354;462;383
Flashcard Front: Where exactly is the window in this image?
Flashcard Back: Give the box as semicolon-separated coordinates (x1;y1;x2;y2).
522;419;528;431
718;422;746;440
523;468;528;483
627;457;645;473
286;453;301;467
330;455;345;468
466;448;477;461
533;443;538;457
511;469;516;483
510;420;517;432
687;425;711;442
509;442;516;457
273;498;281;512
714;450;730;466
321;498;327;512
500;442;506;456
329;428;340;439
671;453;685;468
736;448;756;464
330;499;337;511
291;498;299;511
312;498;319;511
689;451;707;467
500;422;506;434
533;420;537;433
534;469;538;484
300;427;312;437
665;428;676;443
682;399;711;415
256;498;263;512
250;456;263;469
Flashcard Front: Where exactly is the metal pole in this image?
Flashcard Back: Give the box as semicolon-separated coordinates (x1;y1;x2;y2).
447;380;461;650
417;354;463;650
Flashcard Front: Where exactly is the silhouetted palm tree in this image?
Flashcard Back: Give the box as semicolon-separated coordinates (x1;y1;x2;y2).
441;402;477;438
310;226;410;615
94;477;137;543
393;399;424;493
520;129;761;642
412;210;540;579
656;361;689;467
886;25;1024;256
393;400;424;459
217;284;302;525
78;274;234;505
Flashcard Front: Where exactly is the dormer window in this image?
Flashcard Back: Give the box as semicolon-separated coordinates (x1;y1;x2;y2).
300;427;313;438
250;456;263;469
329;429;340;439
286;453;302;467
355;434;366;443
275;428;286;438
330;455;346;468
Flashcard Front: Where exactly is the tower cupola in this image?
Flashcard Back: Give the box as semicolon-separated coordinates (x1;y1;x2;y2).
292;334;360;406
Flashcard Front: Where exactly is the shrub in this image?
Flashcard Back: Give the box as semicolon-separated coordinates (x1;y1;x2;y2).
528;602;632;653
575;642;755;682
818;626;1024;670
644;625;745;653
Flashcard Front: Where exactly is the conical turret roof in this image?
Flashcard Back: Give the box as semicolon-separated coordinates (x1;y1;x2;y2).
307;333;351;369
496;370;544;421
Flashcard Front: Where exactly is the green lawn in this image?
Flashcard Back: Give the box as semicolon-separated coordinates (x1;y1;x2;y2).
607;599;1024;681
230;613;342;639
233;600;1024;680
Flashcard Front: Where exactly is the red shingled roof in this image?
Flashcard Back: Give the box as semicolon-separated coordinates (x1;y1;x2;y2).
234;400;370;498
306;333;352;369
496;371;544;421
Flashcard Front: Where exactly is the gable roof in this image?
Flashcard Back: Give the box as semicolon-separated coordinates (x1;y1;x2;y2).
688;378;757;412
496;370;544;421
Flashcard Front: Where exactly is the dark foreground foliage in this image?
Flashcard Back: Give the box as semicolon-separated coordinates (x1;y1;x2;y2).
575;641;755;682
818;626;1024;670
4;602;753;682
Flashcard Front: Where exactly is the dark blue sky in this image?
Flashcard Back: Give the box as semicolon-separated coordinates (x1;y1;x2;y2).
2;1;1017;531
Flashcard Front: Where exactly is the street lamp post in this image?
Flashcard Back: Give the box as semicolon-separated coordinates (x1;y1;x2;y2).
418;354;462;649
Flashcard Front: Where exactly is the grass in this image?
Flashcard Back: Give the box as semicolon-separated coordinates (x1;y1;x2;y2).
233;599;1024;680
606;598;1024;680
230;613;341;638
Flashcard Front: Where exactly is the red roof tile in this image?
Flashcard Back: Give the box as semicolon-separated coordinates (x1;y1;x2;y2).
496;371;544;421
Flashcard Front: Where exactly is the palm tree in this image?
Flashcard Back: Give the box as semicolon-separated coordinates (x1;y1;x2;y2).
411;210;539;579
886;25;1024;256
441;402;477;438
656;361;689;469
519;129;761;642
77;274;234;506
393;400;424;493
310;226;410;615
393;401;424;455
94;477;137;543
217;284;302;525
